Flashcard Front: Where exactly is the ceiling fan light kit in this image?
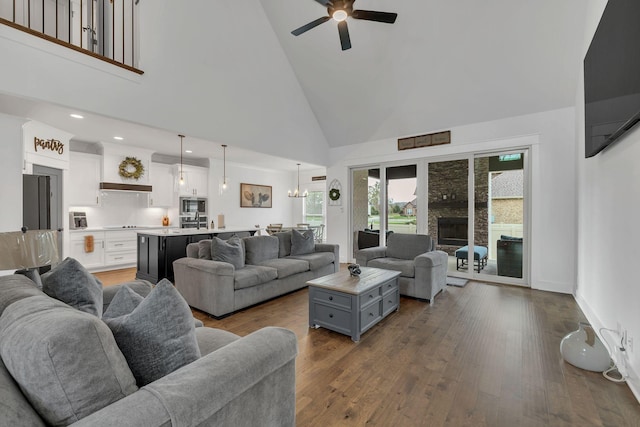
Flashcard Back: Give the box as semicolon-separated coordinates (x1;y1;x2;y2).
291;0;397;51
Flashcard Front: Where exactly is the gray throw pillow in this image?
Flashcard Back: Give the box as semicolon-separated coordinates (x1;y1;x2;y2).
102;285;144;319
198;239;213;260
0;295;137;426
103;279;201;386
211;236;245;270
291;229;315;255
41;257;103;317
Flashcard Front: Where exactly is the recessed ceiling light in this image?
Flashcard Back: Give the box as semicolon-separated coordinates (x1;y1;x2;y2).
185;150;193;153
70;114;84;119
113;136;124;141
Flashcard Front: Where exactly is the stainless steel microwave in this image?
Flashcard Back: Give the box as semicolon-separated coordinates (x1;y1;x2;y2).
180;197;207;215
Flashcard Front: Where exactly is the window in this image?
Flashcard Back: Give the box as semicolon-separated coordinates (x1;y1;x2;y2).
304;191;324;226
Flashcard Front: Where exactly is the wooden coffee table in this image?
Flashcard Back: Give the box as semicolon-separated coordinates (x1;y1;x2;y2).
307;267;401;342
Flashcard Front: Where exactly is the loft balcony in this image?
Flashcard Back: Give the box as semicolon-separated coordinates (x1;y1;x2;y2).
0;0;142;74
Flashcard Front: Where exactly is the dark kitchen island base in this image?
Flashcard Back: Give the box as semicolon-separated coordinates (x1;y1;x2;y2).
136;228;257;283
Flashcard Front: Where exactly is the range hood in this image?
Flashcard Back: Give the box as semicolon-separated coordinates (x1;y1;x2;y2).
99;182;152;192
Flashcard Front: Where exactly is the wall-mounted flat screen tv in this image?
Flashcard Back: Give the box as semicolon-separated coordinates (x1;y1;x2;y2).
584;0;640;158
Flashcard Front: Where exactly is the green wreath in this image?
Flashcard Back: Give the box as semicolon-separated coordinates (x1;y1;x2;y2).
118;157;145;180
329;188;341;201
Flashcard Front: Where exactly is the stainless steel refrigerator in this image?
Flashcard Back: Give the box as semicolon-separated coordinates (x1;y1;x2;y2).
23;175;51;230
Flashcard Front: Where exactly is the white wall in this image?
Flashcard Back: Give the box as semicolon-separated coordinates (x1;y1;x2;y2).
0;113;28;276
0;0;329;166
575;0;640;400
326;107;578;296
207;159;297;232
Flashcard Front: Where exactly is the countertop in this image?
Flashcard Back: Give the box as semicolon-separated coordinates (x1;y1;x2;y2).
136;227;258;237
69;226;179;233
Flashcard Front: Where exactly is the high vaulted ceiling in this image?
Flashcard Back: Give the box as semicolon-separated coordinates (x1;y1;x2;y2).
260;0;589;147
0;0;590;166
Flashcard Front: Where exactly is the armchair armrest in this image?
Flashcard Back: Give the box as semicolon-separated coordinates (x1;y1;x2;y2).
73;327;298;427
356;246;387;266
414;251;440;268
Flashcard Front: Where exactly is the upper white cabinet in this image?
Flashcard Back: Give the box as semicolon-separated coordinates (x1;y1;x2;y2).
68;152;101;206
149;163;175;207
176;165;208;197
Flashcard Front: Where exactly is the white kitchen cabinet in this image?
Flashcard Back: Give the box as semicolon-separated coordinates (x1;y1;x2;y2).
149;163;175;207
104;230;137;267
68;152;101;206
69;231;105;270
176;165;208;197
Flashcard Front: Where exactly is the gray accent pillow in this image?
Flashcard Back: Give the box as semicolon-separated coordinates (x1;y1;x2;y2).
103;279;201;386
243;235;279;265
0;295;137;426
291;229;315;255
275;231;293;258
211;236;245;270
198;239;213;260
102;285;144;319
41;257;103;317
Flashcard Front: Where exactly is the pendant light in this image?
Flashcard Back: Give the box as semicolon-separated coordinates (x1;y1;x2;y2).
288;163;308;198
219;144;229;194
178;134;185;186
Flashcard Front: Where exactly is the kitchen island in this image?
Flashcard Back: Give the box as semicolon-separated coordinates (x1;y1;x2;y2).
136;227;258;283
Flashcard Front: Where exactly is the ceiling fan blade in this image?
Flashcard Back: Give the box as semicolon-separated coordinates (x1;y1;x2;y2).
291;16;331;36
314;0;333;5
337;21;351;51
352;9;397;24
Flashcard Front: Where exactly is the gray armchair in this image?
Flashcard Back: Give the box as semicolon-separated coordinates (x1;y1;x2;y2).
356;233;448;303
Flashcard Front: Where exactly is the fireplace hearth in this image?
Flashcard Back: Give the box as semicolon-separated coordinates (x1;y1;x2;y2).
437;217;468;246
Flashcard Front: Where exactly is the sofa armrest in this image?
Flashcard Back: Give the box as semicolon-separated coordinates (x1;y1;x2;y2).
355;246;387;266
73;327;298;427
314;243;340;272
172;258;235;317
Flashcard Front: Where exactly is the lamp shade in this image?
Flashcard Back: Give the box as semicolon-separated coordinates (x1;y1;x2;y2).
0;230;60;270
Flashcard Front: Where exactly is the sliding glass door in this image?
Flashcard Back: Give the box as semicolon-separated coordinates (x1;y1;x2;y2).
427;150;528;285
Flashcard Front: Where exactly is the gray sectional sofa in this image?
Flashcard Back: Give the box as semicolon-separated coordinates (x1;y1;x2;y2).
0;274;298;426
173;232;340;318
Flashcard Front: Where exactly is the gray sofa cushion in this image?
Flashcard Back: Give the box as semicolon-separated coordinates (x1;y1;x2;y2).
198;239;213;260
367;257;416;278
41;257;103;317
234;265;278;290
0;295;137;426
386;233;433;260
0;358;47;426
275;231;293;257
257;258;309;279
243;235;279;265
0;274;43;316
287;251;335;270
291;229;315;255
103;285;144;319
211;236;245;270
103;279;201;387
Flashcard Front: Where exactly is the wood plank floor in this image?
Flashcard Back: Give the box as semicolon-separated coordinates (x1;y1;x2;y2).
95;268;640;426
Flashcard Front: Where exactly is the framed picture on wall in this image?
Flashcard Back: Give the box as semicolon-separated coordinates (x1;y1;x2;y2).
240;183;272;208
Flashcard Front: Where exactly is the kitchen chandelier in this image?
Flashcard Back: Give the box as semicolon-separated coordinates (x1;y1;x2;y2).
288;163;308;198
220;144;229;194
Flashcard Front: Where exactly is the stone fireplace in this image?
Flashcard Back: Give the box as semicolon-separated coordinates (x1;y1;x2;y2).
427;159;489;255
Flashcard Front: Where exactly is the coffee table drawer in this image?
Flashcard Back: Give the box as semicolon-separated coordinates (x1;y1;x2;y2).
360;302;382;332
381;279;398;296
382;290;399;317
312;303;352;334
313;289;351;310
359;288;381;309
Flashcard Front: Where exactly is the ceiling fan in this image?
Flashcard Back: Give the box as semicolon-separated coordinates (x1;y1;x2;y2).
291;0;397;51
